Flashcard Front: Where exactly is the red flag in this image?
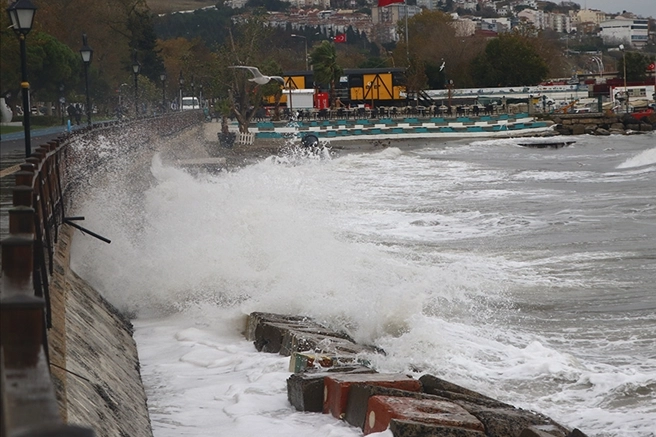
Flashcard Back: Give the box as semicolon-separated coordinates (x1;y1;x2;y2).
334;33;347;43
648;62;655;71
378;0;404;6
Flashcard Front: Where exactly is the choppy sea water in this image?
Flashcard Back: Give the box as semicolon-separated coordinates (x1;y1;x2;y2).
71;132;656;437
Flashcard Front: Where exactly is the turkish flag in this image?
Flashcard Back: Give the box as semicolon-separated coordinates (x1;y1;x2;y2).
648;62;655;70
378;0;404;6
334;33;347;43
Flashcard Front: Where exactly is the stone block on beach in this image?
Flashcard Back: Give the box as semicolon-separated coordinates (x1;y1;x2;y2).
324;373;422;418
363;396;484;435
390;419;486;437
287;366;375;412
345;384;452;430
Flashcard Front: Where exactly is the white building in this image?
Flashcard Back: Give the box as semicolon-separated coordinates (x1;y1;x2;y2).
547;12;572;33
599;18;649;47
518;9;545;30
573;8;607;26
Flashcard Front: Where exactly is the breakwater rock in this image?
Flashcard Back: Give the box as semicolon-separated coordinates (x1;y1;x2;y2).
543;113;655;136
247;312;590;437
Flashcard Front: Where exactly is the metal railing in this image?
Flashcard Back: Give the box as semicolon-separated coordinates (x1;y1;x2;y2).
0;111;203;437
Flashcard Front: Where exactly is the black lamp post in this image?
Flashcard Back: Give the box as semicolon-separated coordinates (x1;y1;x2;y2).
619;44;629;113
132;52;141;117
199;83;203;108
160;72;166;112
178;71;184;112
6;0;37;158
79;33;93;126
59;84;65;125
191;74;195;109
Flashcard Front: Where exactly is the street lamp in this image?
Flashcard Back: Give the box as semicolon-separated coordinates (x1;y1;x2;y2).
132;52;141;117
178;71;184;112
160;72;166;112
6;0;37;158
291;34;308;70
80;33;93;126
199;83;203;109
619;44;628;113
191;74;195;109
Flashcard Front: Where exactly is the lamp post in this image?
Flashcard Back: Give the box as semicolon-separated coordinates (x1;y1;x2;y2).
178;71;184;112
619;44;628;113
291;34;308;70
199;83;203;108
59;84;65;125
79;34;93;126
132;52;140;117
6;0;37;158
191;74;195;109
160;72;166;113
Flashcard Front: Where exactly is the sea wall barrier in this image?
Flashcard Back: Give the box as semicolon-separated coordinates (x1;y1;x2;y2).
0;111;203;437
542;113;655;136
247;312;590;437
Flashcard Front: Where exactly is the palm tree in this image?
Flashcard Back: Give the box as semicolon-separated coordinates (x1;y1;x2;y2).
310;41;343;107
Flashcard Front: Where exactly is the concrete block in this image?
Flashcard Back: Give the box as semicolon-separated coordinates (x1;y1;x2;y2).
455;403;569;437
289;351;369;373
568;429;590;437
390;419;486;437
324;373;421;418
280;329;363;357
364;396;484;435
245;312;312;341
345;384;444;430
571;124;585;135
520;424;573;437
287;366;375;412
419;374;511;409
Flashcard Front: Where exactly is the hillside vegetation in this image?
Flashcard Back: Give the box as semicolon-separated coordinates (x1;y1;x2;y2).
146;0;217;14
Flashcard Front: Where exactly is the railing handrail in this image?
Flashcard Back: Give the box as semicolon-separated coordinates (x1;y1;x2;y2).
1;111;204;437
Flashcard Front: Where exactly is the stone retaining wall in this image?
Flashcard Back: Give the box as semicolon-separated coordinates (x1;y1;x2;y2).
546;113;655;136
49;225;152;437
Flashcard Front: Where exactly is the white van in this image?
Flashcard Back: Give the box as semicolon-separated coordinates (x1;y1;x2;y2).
181;97;200;111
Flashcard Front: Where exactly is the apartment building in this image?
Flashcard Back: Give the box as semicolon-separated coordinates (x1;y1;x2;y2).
599;18;649;47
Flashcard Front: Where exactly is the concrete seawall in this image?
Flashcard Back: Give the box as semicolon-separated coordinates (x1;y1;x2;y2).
49;224;152;437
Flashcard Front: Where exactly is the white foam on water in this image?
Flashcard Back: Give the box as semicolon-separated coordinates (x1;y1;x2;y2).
617;146;656;169
71;134;656;437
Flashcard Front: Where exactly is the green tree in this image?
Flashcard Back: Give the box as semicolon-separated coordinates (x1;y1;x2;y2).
218;16;281;132
129;9;165;82
471;32;549;86
310;41;343;106
618;51;656;82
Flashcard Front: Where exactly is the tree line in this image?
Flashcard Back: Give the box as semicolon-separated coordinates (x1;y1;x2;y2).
1;1;654;125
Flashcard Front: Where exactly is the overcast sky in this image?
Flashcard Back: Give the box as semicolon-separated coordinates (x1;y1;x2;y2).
570;0;656;18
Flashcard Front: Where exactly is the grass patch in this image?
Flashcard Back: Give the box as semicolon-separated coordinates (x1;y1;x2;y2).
1;125;24;134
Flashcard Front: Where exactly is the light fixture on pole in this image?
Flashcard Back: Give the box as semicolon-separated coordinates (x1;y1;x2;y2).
132;51;141;117
6;0;37;158
178;71;184;112
191;74;195;109
291;34;308;70
80;33;93;126
160;72;167;112
619;44;628;113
